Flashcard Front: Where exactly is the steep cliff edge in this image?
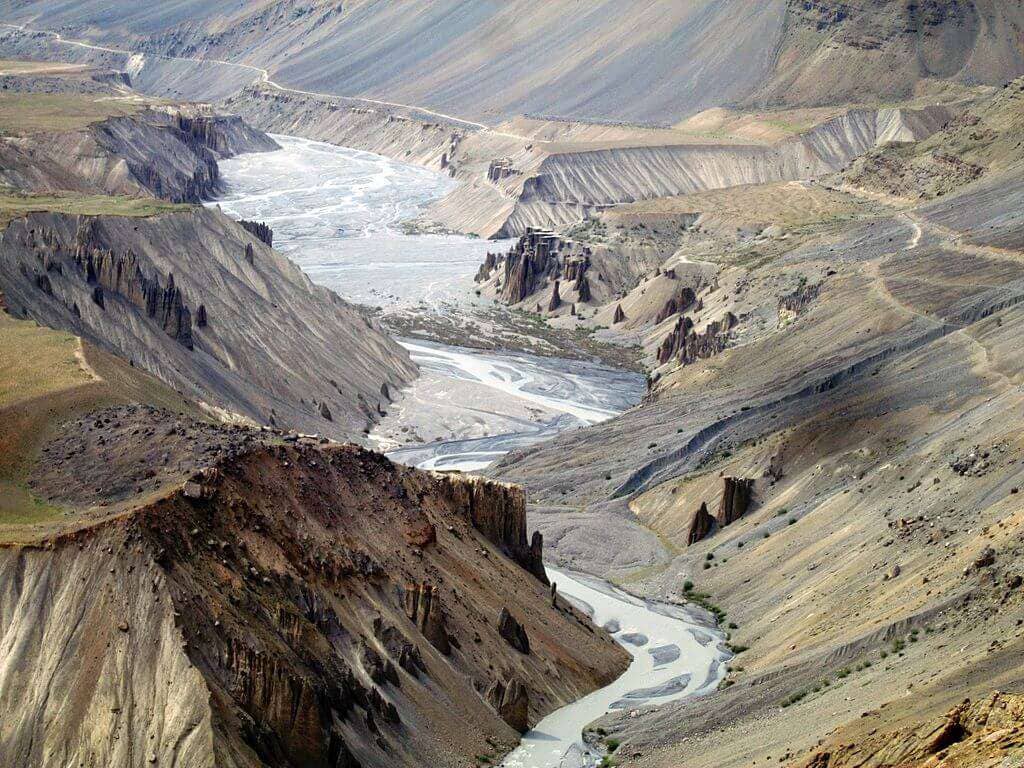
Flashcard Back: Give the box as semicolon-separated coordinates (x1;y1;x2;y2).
0;208;416;438
0;440;627;768
0;89;278;204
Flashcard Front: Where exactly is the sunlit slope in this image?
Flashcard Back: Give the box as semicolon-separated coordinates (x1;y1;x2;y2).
6;1;1023;123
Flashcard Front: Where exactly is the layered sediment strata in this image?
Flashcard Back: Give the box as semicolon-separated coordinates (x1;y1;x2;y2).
0;442;627;768
0;107;278;204
657;312;737;366
0;209;416;438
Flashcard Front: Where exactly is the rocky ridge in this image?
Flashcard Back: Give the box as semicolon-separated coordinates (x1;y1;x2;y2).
0;105;278;204
0;208;415;439
0;432;628;768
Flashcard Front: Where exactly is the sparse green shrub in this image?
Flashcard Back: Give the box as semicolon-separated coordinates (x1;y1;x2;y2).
782;689;809;707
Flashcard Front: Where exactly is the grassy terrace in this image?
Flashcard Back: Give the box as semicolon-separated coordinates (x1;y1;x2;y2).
0;192;193;229
0;312;196;538
0;90;142;135
0;313;97;527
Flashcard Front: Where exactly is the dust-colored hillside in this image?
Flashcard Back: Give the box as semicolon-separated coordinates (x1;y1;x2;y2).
2;1;1023;122
488;80;1024;768
841;76;1024;201
0;310;628;768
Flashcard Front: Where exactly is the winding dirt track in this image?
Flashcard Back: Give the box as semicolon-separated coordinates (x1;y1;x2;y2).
1;22;535;140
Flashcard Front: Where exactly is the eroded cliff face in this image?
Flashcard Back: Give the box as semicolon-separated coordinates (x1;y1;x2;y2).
0;444;627;768
0;209;416;438
474;228;654;315
0;107;278;204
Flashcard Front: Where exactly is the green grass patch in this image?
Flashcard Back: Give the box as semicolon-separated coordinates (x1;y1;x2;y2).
0;92;138;135
0;192;192;230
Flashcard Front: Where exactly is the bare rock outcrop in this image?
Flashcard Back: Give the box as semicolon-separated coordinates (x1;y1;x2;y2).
687;502;715;545
795;693;1024;768
438;475;548;584
497;608;531;654
403;582;451;655
717;477;755;526
613;303;626;324
475;251;499;282
40;220;198;348
655;286;697;324
657;312;737;366
486;677;530;733
372;618;426;679
500;229;563;303
576;274;593;303
548;280;562;311
487;158;517;183
361;642;400;687
780;282;820;315
239;219;274;246
476;228;596;310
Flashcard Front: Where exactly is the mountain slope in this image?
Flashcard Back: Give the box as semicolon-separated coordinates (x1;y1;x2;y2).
0;76;416;438
3;1;1023;122
0;312;627;767
486;82;1024;766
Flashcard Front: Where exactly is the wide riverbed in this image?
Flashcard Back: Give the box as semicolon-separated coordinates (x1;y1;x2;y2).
214;135;644;471
508;568;728;768
213;136;724;768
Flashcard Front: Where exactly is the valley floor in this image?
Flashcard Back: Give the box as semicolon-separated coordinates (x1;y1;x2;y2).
4;20;1024;768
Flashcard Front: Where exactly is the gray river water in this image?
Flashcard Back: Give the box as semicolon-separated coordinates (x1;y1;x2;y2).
212;136;725;768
